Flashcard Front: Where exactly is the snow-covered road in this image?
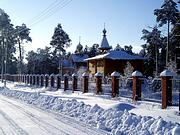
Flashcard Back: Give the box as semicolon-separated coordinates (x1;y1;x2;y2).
0;94;108;135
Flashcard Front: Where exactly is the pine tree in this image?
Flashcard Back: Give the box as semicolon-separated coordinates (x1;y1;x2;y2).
154;0;179;66
50;23;71;75
114;44;123;51
123;61;134;78
15;23;32;74
0;8;17;82
167;60;177;75
141;26;164;76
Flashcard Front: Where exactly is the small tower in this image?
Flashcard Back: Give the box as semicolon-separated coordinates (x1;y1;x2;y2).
98;26;112;53
75;36;83;54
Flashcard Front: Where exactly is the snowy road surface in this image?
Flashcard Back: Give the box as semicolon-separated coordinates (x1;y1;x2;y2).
0;95;108;135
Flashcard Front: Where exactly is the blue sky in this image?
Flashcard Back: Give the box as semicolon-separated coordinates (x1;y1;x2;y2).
1;0;178;53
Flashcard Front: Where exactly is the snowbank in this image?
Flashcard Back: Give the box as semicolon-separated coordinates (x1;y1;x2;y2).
0;86;179;135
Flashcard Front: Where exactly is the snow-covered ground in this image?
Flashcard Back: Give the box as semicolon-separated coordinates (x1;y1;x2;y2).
0;82;180;135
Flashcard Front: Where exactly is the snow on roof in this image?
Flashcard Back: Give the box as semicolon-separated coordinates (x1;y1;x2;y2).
85;50;145;61
99;28;112;50
71;54;89;63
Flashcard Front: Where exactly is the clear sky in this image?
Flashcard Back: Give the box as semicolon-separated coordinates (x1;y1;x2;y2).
1;0;178;54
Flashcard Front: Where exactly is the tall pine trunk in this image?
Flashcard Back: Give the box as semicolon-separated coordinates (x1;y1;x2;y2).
18;38;22;74
1;40;4;83
166;20;170;67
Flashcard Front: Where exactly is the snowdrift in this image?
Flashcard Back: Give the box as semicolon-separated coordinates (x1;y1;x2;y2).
0;86;180;135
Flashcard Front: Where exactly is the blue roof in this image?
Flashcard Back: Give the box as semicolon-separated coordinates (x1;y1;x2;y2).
63;59;73;67
71;54;89;63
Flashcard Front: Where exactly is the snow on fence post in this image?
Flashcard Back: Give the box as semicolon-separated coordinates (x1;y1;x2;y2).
44;74;49;88
160;70;173;109
82;72;89;93
132;71;143;101
95;72;103;94
56;74;61;90
50;74;55;88
64;74;69;91
72;73;78;92
111;71;120;97
40;74;44;87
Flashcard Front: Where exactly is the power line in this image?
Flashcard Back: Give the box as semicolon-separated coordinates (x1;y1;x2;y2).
2;0;72;37
29;0;72;27
28;0;59;24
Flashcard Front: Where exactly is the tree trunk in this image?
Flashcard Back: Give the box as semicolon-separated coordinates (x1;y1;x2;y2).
18;38;22;74
155;44;158;77
1;40;4;83
166;20;170;67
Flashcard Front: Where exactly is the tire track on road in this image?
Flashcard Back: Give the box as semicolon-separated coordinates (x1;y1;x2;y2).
0;108;29;135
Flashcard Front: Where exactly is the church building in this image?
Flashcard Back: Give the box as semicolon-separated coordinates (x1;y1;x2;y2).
85;28;145;76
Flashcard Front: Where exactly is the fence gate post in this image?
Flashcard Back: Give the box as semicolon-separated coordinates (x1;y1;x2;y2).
111;71;120;97
132;71;143;101
64;74;69;91
95;72;103;94
160;70;173;109
72;73;78;92
82;72;89;93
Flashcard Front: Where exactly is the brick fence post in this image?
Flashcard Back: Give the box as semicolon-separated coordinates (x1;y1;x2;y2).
50;74;55;88
22;75;25;83
30;75;33;85
56;74;61;90
111;71;120;97
36;75;40;86
160;70;173;109
95;72;103;94
64;74;69;91
72;73;78;92
44;74;49;88
18;74;20;82
132;71;143;101
32;74;36;85
26;75;29;84
40;74;44;87
24;75;27;84
82;72;89;93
